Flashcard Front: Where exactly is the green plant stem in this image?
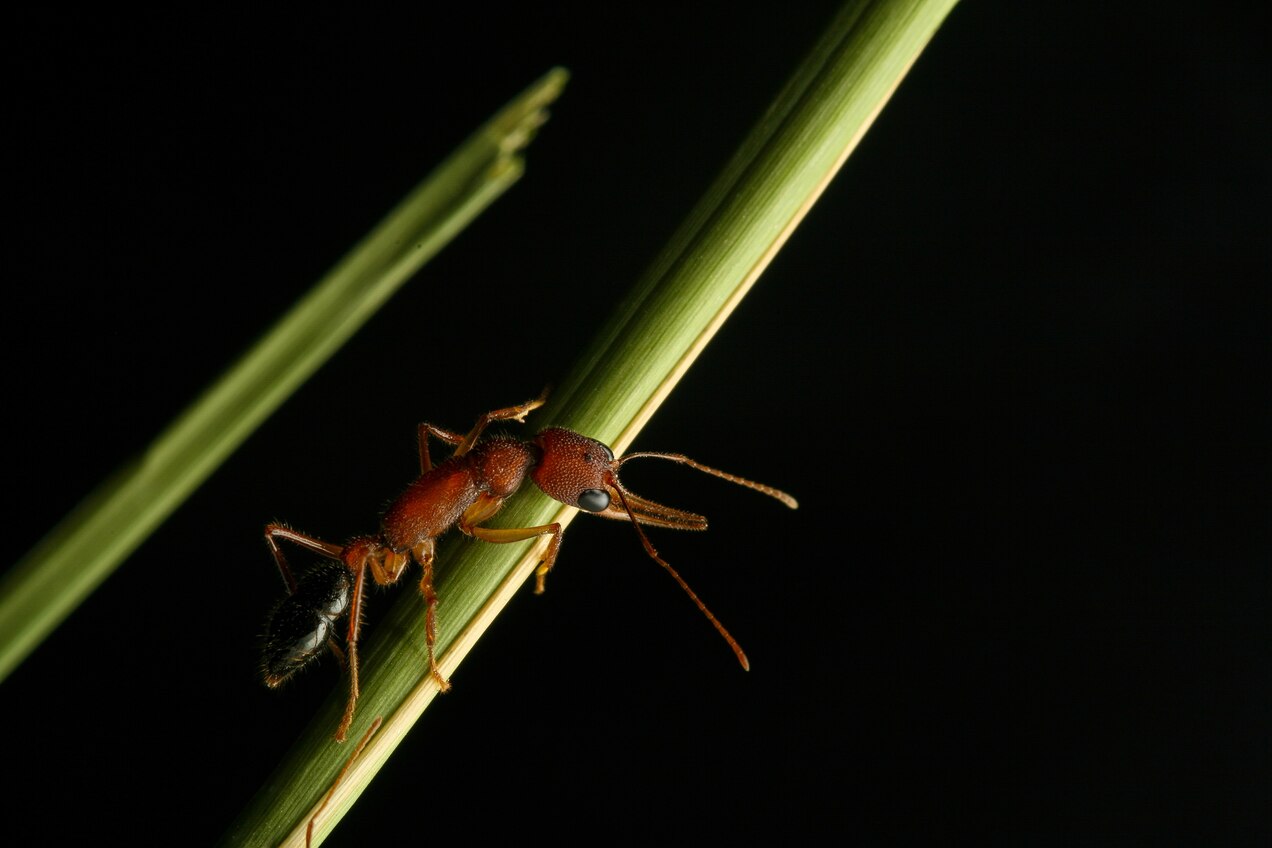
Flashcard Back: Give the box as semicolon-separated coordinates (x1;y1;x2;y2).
0;68;569;685
224;2;959;845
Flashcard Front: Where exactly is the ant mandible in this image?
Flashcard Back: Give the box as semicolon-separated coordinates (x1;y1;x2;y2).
260;390;798;741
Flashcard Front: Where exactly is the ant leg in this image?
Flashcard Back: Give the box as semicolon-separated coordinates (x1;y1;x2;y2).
307;716;383;848
326;639;348;670
452;388;549;457
264;523;351;664
334;540;376;743
467;523;564;594
416;422;465;474
264;522;344;594
458;493;564;593
411;539;451;692
416;390;548;470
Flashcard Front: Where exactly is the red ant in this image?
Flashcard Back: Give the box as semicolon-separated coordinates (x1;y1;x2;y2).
261;390;797;741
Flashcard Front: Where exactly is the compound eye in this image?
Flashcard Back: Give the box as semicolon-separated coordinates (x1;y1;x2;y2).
577;488;611;512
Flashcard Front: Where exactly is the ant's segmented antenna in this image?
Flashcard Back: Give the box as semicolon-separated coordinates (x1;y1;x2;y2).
604;453;796;671
609;482;753;670
616;452;800;509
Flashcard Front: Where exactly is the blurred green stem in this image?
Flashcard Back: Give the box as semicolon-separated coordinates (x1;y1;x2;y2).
0;68;569;684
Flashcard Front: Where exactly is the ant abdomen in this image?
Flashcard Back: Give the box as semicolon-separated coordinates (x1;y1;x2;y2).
262;561;352;688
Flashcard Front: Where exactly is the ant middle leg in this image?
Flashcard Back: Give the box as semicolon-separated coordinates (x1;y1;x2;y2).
452;388;549;457
415;388;548;471
410;538;451;692
416;422;465;474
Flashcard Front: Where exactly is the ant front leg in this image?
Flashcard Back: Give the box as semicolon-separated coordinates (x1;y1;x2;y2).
458;491;564;592
462;512;565;594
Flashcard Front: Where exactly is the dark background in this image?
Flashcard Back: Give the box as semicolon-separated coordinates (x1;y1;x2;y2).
4;2;1269;843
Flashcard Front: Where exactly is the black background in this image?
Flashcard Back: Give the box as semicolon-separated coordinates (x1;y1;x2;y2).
5;3;1269;843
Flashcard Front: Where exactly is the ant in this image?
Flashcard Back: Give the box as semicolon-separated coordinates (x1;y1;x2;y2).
260;390;797;741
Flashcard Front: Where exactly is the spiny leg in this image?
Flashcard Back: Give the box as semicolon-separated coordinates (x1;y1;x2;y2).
416;388;548;470
416;422;465;474
334;540;377;743
264;522;344;594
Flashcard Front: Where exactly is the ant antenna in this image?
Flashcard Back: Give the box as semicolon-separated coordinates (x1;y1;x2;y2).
616;452;800;509
609;482;752;670
606;454;797;670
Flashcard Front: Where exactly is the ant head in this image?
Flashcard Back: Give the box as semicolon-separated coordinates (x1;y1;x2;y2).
530;425;798;673
530;427;617;512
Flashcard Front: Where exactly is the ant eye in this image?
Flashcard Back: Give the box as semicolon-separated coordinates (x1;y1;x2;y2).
577;488;610;512
599;443;615;462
